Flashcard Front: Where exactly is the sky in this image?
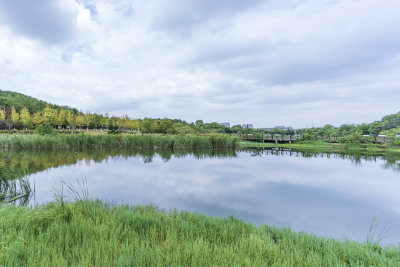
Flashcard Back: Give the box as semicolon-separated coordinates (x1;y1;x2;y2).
0;0;399;128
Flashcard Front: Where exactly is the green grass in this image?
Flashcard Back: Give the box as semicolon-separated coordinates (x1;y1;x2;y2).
0;200;399;266
0;133;239;150
240;141;400;154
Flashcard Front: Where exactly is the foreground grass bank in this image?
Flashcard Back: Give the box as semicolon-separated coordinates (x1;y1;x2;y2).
0;134;238;150
240;141;400;154
0;200;399;266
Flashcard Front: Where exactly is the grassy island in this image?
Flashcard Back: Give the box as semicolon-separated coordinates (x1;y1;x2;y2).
0;199;399;266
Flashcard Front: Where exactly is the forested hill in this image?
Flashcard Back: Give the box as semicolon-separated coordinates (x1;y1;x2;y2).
1;89;400;138
0;90;77;114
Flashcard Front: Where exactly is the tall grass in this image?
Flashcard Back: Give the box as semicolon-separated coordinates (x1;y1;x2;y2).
0;199;399;266
0;134;239;150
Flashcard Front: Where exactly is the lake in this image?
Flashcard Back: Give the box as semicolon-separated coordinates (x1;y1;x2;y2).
2;148;400;246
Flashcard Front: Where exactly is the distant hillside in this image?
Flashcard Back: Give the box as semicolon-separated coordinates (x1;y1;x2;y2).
0;90;77;114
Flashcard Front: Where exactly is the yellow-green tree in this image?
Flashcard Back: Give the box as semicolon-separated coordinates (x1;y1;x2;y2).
127;119;140;131
114;117;122;129
33;112;43;126
67;110;75;130
20;107;33;129
100;116;109;129
0;109;5;120
43;106;58;127
75;113;86;129
11;107;20;122
119;115;130;131
84;113;92;130
57;109;69;128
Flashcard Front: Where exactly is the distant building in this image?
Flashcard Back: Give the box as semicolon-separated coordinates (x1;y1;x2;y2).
261;128;273;132
242;124;253;129
273;126;294;131
275;126;287;130
219;122;230;127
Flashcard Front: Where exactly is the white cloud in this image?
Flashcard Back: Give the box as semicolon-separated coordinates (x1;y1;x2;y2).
0;0;399;127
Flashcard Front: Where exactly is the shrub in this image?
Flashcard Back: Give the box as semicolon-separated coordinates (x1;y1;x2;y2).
35;125;54;135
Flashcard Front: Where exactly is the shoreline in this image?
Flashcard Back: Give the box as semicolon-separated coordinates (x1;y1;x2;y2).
240;141;400;154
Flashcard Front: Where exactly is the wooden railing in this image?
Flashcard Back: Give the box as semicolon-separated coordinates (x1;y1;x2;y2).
240;134;395;143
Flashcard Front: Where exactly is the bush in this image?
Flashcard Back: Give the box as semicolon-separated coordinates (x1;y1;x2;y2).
298;133;317;141
35;125;54;135
108;129;122;134
0;120;24;130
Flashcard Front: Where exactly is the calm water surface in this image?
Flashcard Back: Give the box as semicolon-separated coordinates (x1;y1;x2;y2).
3;148;400;246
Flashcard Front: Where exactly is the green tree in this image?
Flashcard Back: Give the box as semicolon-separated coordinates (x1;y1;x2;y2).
358;124;370;135
381;113;400;130
368;121;383;137
195;120;204;127
231;125;243;133
159;119;173;134
141;119;154;133
91;114;102;129
270;128;283;135
320;124;335;137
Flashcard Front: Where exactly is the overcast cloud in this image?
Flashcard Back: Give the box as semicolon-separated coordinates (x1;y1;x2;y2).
0;0;399;128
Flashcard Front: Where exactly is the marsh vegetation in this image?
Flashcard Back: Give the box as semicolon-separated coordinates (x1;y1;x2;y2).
1;197;399;266
0;133;239;150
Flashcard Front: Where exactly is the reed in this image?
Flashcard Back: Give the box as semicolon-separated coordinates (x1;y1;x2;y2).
0;199;399;266
0;134;239;150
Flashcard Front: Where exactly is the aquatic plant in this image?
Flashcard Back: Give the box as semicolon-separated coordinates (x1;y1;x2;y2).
0;134;239;150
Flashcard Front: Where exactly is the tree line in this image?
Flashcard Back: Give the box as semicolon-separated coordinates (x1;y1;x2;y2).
293;112;400;141
1;100;400;139
0;106;245;134
236;112;400;142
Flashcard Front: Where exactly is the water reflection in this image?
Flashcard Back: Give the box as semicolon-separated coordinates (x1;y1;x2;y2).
0;178;31;205
1;148;400;246
0;149;238;180
249;148;400;172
